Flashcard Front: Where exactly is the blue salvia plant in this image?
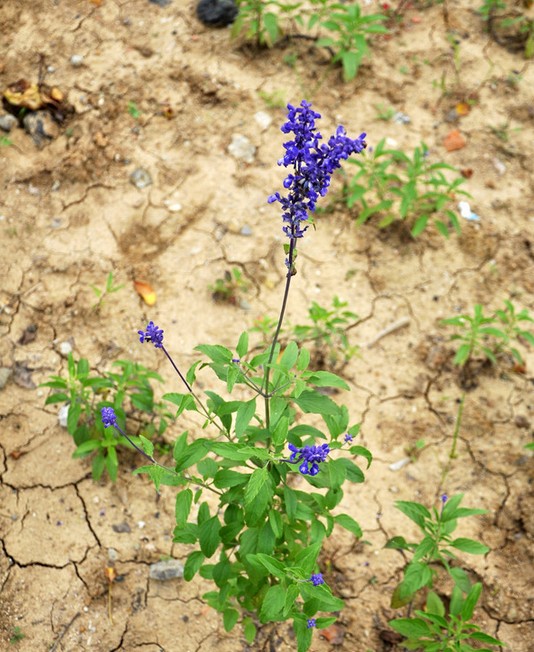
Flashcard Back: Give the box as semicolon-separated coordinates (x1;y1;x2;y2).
99;101;370;650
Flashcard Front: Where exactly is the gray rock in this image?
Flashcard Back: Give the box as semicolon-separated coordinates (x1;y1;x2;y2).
112;521;132;533
130;168;153;189
0;367;12;390
0;114;17;133
149;559;184;581
23;111;59;148
228;134;255;163
197;0;237;27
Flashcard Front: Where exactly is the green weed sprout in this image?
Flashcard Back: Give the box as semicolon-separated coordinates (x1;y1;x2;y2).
316;3;388;81
386;494;488;608
442;301;534;367
346;138;470;237
209;267;248;305
41;354;172;481
91;271;124;312
390;584;504;651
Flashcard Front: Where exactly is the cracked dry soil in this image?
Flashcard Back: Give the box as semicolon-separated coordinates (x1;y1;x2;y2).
0;0;533;650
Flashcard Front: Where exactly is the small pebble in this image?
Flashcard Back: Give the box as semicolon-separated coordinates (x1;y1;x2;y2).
0;114;17;132
388;457;411;471
70;54;84;67
112;522;132;533
58;404;69;428
130;168;153;189
149;0;171;6
108;548;118;562
228;134;255;163
23;111;59;148
254;111;272;131
58;340;73;356
149;559;184;581
240;225;252;236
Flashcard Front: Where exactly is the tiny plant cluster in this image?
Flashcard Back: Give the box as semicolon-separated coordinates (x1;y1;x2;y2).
387;494;504;651
251;296;359;371
232;0;388;81
345;138;470;237
42;354;172;481
89;102;370;650
442;300;534;369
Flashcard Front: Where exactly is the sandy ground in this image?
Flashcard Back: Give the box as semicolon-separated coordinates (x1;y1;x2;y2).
0;0;533;650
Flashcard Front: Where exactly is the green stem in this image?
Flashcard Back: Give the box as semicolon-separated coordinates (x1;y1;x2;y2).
262;239;296;429
438;390;466;494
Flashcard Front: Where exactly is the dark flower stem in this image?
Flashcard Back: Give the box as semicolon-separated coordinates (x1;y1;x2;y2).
162;344;229;438
263;238;296;429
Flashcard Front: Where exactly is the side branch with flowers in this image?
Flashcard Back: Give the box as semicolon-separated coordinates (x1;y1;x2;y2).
100;101;370;651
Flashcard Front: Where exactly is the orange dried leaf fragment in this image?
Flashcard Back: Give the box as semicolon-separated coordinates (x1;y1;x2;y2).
134;280;157;306
443;129;466;152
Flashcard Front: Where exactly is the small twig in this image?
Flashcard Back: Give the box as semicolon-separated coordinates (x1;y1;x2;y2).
361;317;410;348
49;612;81;652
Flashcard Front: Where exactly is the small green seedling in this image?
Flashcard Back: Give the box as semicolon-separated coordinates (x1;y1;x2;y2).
345;139;470;237
91;271;124;312
9;627;25;644
386;494;488;607
210;268;248;305
390;584;504;651
41;354;172;481
127;101;141;119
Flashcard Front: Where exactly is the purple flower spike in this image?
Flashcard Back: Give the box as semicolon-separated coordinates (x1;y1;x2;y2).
269;100;367;255
441;494;448;504
310;573;325;586
101;407;118;428
344;433;353;443
138;321;164;348
287;442;330;476
307;618;316;629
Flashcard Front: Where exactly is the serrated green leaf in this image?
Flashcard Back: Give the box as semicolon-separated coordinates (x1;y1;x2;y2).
450;537;489;555
184;550;204;581
260;584;286;622
235;398;256;439
175;489;193;527
334;513;362;538
198;516;220;558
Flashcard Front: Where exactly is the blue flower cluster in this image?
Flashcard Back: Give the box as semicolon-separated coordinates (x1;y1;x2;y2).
138;321;164;348
307;618;316;629
288;442;330;476
101;406;118;428
268;100;366;244
309;573;325;586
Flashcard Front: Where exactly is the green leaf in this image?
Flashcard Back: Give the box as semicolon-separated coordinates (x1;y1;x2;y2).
470;631;504;645
138;435;154;458
195;344;233;364
341;50;360;81
235;398;256;438
163;392;197;416
44;393;69;404
252;553;286;579
198;516;221;558
213;469;250;488
426;591;445;616
461;582;482;621
279;341;299;370
395;500;431;528
385;536;411;551
334;514;362;538
223;607;239;632
173;523;198;544
73;439;102;457
450;537;489;555
349;444;372;469
389;617;432;638
210;442;270;461
172;432;188;462
260;584;286;622
184;551;205;581
305;371;349;391
411;214;430;237
245;467;269;505
236;331;249;358
174;439;209;472
294;543;322;576
243;617;256;644
175;489;193;527
293;390;340;415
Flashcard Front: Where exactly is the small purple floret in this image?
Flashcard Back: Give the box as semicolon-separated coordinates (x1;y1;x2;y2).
138;321;164;348
344;433;353;443
307;618;316;629
441;494;448;504
310;573;325;586
288;442;330;476
101;406;118;428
